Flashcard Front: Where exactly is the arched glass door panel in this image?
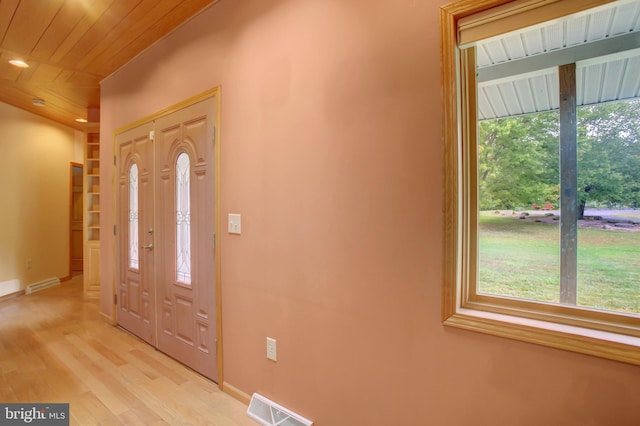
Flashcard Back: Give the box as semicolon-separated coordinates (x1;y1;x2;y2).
129;163;139;270
176;152;191;284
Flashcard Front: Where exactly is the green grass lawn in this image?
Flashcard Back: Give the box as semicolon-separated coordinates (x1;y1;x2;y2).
479;212;640;314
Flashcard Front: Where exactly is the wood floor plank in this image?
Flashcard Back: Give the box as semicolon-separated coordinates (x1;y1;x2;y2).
68;391;121;425
119;349;163;381
114;378;186;424
36;346;88;397
67;394;101;426
87;337;128;366
0;275;254;425
50;340;131;416
129;348;190;385
145;375;214;425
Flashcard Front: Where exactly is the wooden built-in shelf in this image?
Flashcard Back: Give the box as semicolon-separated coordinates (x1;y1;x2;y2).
84;127;101;298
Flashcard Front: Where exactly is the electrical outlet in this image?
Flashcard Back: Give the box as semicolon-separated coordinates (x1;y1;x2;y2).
266;337;277;361
26;259;32;270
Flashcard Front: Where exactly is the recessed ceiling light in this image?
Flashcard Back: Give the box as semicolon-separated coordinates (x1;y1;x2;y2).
75;118;88;123
32;99;46;107
9;59;29;68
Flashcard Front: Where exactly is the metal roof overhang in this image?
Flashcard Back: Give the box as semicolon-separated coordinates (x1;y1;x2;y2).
475;0;640;121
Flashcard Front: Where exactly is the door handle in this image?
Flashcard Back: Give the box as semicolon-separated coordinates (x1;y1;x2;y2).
141;243;154;250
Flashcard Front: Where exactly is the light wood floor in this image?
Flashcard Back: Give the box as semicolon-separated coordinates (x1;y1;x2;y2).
0;275;255;426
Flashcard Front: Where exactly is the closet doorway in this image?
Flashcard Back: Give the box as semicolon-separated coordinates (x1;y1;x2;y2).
70;163;84;275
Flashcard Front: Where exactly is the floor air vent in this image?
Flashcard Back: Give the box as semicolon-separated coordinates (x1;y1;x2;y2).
247;393;313;426
26;277;60;294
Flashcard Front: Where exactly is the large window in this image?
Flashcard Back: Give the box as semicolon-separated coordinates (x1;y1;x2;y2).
442;0;640;365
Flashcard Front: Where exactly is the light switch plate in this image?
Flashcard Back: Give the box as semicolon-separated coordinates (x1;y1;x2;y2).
228;213;241;234
266;337;277;361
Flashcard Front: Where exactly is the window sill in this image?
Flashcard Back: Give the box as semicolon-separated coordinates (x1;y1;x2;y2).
444;308;640;366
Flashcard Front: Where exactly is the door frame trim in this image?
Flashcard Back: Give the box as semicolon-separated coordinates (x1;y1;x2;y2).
112;86;223;387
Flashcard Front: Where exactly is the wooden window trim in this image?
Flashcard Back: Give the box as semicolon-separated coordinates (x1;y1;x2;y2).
457;0;616;47
441;0;640;365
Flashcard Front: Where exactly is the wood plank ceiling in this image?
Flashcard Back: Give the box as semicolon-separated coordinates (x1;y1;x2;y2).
0;0;218;130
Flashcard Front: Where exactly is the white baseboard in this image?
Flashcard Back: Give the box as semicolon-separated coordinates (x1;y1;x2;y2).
0;279;21;298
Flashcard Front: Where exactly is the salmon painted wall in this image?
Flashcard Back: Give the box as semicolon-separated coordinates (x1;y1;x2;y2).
99;1;640;424
0;102;82;292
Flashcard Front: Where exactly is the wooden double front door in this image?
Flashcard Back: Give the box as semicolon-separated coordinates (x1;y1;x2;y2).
116;97;218;381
